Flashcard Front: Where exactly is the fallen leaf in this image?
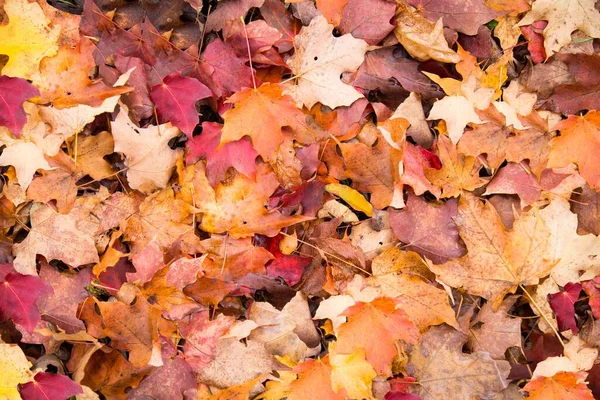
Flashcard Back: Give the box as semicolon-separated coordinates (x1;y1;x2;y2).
336;297;419;376
406;325;510;399
0;76;40;136
518;0;600;56
0;271;53;333
18;372;82;400
522;371;594;400
112;105;182;194
0;344;34;400
286;15;368;109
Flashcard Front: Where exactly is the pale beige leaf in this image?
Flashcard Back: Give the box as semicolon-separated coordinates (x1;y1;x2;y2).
518;0;600;56
427;96;483;144
112;106;182;194
286;15;368;109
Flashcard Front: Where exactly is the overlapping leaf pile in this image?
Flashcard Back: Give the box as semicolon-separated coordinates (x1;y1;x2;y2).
1;0;600;399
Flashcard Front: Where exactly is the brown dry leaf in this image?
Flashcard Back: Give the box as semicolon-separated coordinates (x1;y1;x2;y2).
425;135;486;198
429;193;555;308
467;296;522;359
13;203;99;275
339;131;403;209
76;131;114;181
78;295;161;368
195;338;277;389
123;187;196;254
406;324;511;399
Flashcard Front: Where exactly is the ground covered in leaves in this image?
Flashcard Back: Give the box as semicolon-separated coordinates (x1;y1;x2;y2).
1;0;600;399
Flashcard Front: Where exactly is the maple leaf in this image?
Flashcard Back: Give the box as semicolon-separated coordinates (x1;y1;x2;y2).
538;197;600;285
124;187;196;254
150;73;212;138
13;203;99;275
32;36;132;108
407;324;510;399
329;345;377;400
0;344;34;400
187;122;259;186
0;76;40;136
286;14;369;109
75;131;115;181
112;106;182;194
408;0;501;35
183;162;311;238
548;282;582;333
427;96;484;144
184;277;236;307
265;235;311;286
0;141;53;189
339;0;396;45
196;38;256;99
126;358;196;400
0;271;53;333
339;131;403;209
424;135;486;198
18;372;82;400
389;193;466;263
0;0;60;79
79;295;161;368
547;111;600;190
467;296;522;360
220;83;304;162
518;0;600;56
336;297;419;376
394;5;460;64
370;252;459;330
181;312;235;369
37;263;91;333
429;193;555;308
522;371;594;400
260;358;343;400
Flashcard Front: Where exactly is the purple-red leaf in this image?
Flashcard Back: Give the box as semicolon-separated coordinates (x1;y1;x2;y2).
0;76;40;136
0;272;53;333
548;282;582;333
19;372;82;400
186;122;258;186
150;73;212;137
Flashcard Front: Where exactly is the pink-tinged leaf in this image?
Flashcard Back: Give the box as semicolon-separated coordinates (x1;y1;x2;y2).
0;76;40;136
167;257;204;290
520;21;547;64
583;277;600;319
18;372;82;400
389;193;466;264
548;282;582;333
402;143;442;198
0;272;53;333
204;0;265;32
484;163;541;206
38;263;92;333
181;311;235;369
196;38;257;98
127;357;197;399
265;235;310;286
339;0;396;45
260;0;298;52
127;240;165;285
150;73;212;137
186;122;258;186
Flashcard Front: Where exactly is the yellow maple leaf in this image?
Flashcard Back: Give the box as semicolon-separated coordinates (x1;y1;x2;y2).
0;0;60;79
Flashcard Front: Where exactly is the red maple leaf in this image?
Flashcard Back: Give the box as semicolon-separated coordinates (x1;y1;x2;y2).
0;271;53;333
19;372;82;400
150;73;212;137
0;76;40;136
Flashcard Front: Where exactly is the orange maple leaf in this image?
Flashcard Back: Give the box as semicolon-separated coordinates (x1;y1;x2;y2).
522;372;594;400
220;83;305;162
548;111;600;189
335;297;419;376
